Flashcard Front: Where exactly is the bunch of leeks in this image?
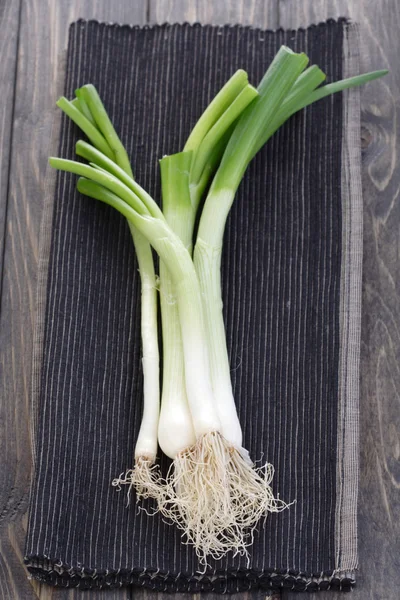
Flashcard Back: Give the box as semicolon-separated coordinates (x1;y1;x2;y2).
51;46;387;562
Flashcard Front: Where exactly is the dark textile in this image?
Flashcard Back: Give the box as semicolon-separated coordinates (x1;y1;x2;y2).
25;19;360;592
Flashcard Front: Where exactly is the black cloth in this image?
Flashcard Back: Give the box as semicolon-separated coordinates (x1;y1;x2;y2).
25;19;360;592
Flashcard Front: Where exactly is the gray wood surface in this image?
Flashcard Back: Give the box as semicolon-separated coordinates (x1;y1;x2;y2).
0;0;398;599
0;2;145;599
150;0;278;27
0;0;20;307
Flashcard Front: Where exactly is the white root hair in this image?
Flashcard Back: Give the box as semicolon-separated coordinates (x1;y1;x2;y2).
112;457;166;506
156;431;289;564
112;435;290;565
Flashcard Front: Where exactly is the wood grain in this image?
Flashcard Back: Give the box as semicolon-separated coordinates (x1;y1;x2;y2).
0;0;21;308
278;0;349;28
0;2;146;599
279;1;400;599
150;0;279;27
1;0;398;599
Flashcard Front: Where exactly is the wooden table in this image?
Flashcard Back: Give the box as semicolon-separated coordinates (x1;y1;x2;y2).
1;0;398;598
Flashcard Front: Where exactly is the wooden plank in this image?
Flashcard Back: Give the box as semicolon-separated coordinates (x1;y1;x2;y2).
278;0;349;28
0;2;146;599
9;0;398;599
0;0;21;312
150;0;279;28
279;1;400;599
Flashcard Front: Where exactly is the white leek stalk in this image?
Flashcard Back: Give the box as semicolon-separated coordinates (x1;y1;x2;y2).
157;153;196;459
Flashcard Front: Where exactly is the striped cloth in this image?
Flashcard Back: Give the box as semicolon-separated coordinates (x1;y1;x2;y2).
25;19;362;592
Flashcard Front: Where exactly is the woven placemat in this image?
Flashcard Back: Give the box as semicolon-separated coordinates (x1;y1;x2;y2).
25;18;361;592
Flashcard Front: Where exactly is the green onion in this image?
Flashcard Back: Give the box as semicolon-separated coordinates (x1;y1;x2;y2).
157;152;196;460
58;90;162;500
50;47;388;564
151;51;310;560
193;59;388;467
65;173;221;439
157;73;258;464
193;47;309;453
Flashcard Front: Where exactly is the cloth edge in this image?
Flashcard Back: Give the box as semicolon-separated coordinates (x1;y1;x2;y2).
69;16;351;35
335;21;362;574
25;559;355;593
